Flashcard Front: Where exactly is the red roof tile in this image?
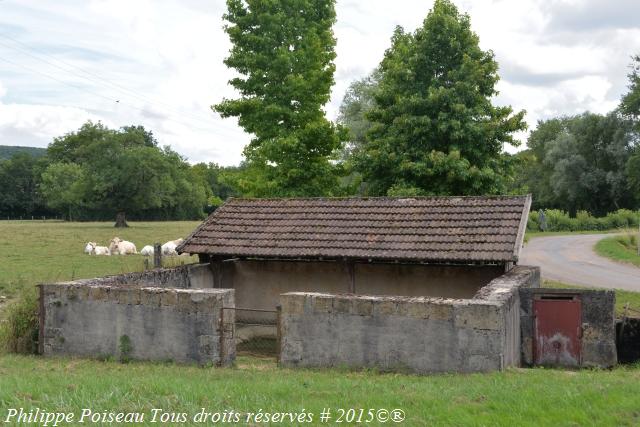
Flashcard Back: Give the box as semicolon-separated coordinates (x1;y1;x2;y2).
178;195;531;263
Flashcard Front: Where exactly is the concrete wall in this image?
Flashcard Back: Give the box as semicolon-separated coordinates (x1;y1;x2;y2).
279;266;540;374
59;263;214;290
520;288;617;368
222;260;504;312
39;283;234;365
475;266;541;367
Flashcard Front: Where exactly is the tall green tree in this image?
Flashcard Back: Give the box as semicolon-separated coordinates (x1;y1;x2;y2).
337;70;380;160
42;122;208;226
214;0;346;197
353;0;526;196
514;112;637;215
621;54;640;121
39;162;86;221
0;153;47;218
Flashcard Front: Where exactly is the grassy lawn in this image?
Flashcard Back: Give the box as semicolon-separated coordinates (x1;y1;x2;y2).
594;234;640;268
544;279;640;317
1;355;640;426
524;228;635;243
0;220;199;314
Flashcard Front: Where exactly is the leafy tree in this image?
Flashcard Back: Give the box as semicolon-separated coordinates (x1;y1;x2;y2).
337;70;380;160
353;0;526;196
514;112;637;215
43;122;208;226
626;148;640;205
191;163;237;199
0;153;47;218
39;162;85;221
214;0;346;197
47;121;115;164
621;54;640;121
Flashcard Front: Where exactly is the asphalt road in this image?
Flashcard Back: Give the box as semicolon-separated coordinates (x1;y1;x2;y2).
520;233;640;291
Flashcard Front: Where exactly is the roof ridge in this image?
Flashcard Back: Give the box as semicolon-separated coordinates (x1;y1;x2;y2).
226;195;530;202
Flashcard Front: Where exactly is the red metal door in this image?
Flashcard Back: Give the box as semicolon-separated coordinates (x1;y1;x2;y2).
533;298;581;367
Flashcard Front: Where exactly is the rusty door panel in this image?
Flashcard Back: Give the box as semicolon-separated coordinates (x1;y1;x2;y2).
533;299;581;367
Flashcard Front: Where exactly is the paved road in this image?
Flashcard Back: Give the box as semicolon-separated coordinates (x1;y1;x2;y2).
520;234;640;291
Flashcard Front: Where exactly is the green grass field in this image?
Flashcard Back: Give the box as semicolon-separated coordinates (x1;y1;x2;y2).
1;356;640;426
594;234;640;268
524;228;635;243
2;221;640;426
0;220;199;304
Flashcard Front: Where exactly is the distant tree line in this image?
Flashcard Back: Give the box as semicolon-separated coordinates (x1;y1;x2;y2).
0;145;45;161
0;122;241;226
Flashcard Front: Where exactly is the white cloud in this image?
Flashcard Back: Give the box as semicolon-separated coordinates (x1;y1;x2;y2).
0;0;639;163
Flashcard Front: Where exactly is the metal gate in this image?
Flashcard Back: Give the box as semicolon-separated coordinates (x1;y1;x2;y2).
221;307;280;359
534;296;582;367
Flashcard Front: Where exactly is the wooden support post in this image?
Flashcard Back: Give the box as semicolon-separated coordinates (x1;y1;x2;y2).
218;306;225;367
153;243;162;269
347;261;355;294
276;304;282;365
211;258;223;288
38;284;45;355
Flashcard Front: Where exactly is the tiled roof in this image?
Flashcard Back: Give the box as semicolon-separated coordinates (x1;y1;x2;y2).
178;195;531;263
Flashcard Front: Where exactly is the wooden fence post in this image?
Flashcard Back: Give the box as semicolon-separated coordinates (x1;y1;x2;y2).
153;243;162;269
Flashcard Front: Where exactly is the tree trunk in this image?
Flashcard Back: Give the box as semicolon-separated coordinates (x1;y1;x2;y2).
114;211;129;228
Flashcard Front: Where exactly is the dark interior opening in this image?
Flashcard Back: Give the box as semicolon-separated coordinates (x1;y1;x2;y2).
617;318;640;364
538;295;577;301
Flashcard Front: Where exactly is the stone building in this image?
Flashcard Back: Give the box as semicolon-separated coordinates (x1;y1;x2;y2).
39;195;616;372
177;195;532;312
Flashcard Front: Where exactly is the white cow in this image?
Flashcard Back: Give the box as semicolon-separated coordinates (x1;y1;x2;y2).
140;245;154;256
109;237;137;255
161;238;184;256
86;242;111;256
84;242;93;254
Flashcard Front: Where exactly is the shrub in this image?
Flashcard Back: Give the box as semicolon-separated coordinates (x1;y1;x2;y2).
575;210;600;231
603;209;639;229
527;210;540;231
528;209;640;233
616;233;638;250
544;209;573;231
0;287;39;354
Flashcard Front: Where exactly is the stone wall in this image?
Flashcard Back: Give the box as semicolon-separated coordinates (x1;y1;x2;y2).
279;266;540;374
63;263;214;289
39;283;234;365
520;288;616;368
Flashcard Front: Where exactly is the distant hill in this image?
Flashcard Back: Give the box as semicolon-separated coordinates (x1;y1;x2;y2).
0;145;46;160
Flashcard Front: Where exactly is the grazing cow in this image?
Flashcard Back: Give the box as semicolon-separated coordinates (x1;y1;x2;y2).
109;237;137;255
140;245;154;256
161;238;184;256
86;242;111;256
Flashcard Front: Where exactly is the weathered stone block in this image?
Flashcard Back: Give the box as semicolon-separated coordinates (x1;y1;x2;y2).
111;287;130;305
454;303;502;331
142;289;162;307
402;300;453;321
161;290;178;307
373;299;397;316
313;295;333;313
280;294;305;315
89;286;108;301
351;298;373;317
176;291;196;313
333;297;352;314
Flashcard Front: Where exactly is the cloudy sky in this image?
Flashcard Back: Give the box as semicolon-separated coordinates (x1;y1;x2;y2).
1;0;639;165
